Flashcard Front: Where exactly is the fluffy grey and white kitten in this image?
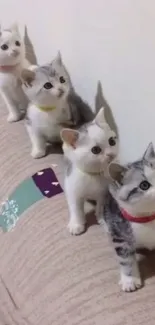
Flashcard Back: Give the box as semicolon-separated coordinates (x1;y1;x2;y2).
61;107;118;235
21;52;94;158
104;143;155;292
0;23;29;122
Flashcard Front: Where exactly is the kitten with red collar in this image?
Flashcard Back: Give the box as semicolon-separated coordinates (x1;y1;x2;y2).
0;23;29;122
104;143;155;292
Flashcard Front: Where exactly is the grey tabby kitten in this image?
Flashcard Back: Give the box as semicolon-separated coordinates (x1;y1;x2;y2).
104;143;155;292
21;52;94;158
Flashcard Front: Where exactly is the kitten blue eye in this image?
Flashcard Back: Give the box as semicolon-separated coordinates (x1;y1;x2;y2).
59;76;65;83
44;82;53;89
1;44;8;50
91;146;102;154
15;41;21;47
139;180;151;191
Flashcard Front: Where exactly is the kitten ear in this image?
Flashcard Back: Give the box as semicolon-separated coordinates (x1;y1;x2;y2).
61;128;79;147
9;23;19;33
143;142;155;161
21;69;35;87
95;107;107;129
108;162;127;185
53;51;62;65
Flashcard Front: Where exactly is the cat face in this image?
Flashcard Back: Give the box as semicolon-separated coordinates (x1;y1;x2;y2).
61;108;118;173
109;143;155;213
0;23;25;65
21;52;72;106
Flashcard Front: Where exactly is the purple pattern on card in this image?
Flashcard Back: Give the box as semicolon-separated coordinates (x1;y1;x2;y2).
32;168;63;198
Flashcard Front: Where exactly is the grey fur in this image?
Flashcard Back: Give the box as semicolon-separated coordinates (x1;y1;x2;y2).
103;143;155;290
40;61;95;127
103;191;138;287
67;91;95;127
22;59;95;128
104;191;135;245
109;159;151;202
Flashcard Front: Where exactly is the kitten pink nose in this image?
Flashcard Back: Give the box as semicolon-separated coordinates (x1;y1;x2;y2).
11;49;19;57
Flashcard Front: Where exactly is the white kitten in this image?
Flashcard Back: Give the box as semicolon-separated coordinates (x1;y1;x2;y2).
61;108;118;235
21;52;94;159
0;23;30;122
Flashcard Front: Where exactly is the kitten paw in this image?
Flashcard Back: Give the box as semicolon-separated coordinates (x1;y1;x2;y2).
31;148;46;159
97;218;109;232
7;112;21;123
68;222;85;235
119;274;142;292
97;216;104;224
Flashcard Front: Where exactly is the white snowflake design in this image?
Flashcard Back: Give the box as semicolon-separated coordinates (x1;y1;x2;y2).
1;199;19;231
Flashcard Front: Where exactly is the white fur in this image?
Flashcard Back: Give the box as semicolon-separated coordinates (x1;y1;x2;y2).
119;252;142;291
120;272;142;292
118;200;155;251
65;167;105;235
62;108;118;235
22;53;73;158
27;100;68;158
0;23;30;122
131;221;155;250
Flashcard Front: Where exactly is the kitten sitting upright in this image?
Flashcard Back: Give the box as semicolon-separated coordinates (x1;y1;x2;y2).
21;52;95;158
0;23;29;122
104;143;155;292
61;108;118;235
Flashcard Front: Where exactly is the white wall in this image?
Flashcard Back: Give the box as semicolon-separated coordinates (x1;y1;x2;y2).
1;0;155;162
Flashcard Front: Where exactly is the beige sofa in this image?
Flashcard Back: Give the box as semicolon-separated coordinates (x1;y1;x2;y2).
1;102;155;325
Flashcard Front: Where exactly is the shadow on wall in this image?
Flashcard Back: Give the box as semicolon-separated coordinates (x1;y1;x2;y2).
95;81;118;137
22;30;119;138
24;26;38;65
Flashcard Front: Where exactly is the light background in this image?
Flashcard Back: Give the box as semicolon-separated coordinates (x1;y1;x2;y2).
1;0;155;162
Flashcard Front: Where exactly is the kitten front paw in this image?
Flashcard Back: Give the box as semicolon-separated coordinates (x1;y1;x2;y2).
68;222;85;235
7;112;21;123
97;218;109;232
119;274;142;292
31;147;46;159
97;217;105;225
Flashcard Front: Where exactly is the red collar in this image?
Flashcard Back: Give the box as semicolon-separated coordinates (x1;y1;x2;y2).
0;64;18;72
121;209;155;223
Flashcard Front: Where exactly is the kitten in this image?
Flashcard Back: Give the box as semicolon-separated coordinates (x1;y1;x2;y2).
21;52;95;158
104;143;155;292
0;23;29;122
61;107;118;235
